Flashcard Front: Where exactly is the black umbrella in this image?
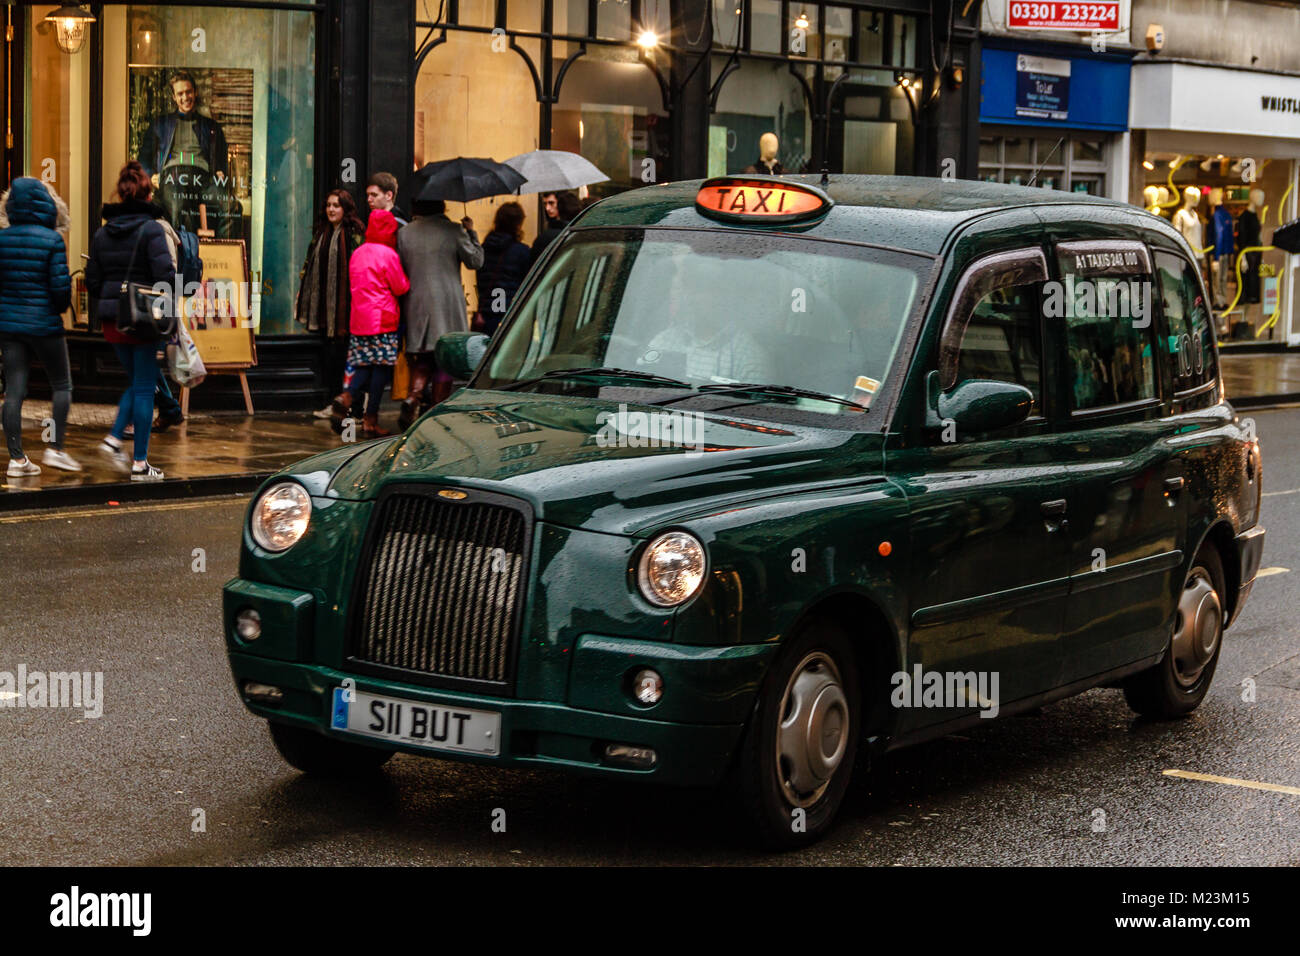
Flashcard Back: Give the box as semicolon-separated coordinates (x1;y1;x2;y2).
409;157;527;204
1271;217;1300;254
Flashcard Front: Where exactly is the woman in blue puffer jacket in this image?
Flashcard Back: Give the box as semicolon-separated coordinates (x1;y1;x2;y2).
0;177;79;476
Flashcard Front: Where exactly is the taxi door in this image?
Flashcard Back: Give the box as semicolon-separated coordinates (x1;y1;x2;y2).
891;244;1071;732
1047;239;1185;684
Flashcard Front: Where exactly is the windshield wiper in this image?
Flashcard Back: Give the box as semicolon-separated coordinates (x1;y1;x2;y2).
492;366;694;392
656;381;867;411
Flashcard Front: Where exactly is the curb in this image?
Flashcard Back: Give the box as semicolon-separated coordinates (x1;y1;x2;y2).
0;472;270;513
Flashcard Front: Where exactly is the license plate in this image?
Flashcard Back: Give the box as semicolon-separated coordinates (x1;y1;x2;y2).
331;687;501;756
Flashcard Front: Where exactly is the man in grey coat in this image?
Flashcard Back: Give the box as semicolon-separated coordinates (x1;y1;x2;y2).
396;200;485;428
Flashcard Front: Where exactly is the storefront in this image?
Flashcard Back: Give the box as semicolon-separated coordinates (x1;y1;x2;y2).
977;38;1132;198
8;1;320;407
1130;60;1300;348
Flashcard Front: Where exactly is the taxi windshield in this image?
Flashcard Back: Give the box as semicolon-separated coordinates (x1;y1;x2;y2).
476;228;926;414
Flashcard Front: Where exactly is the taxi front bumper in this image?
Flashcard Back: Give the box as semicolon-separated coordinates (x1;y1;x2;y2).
228;653;749;787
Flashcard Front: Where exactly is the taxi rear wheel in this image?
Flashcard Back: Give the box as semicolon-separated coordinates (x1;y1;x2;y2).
268;721;394;777
732;620;860;850
1123;547;1226;719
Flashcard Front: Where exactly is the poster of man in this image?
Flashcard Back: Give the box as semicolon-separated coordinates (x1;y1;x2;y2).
129;67;252;242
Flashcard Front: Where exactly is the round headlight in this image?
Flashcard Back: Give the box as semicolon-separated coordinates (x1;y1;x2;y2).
251;482;312;552
637;531;706;607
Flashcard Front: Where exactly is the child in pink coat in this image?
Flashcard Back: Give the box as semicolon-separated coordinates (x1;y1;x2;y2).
338;209;409;436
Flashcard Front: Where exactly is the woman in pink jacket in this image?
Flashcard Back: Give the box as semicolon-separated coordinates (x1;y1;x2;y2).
335;209;409;436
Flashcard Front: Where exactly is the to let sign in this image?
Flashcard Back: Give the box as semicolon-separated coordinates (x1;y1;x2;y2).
1007;2;1121;31
1015;54;1071;121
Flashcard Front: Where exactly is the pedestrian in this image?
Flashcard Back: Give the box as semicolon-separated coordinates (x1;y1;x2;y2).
295;188;366;418
475;201;531;337
0;177;80;476
365;172;408;226
334;209;408;438
84;160;178;481
395;199;483;430
530;190;581;263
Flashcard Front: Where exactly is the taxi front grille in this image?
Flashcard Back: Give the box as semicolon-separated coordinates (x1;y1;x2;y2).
349;490;529;690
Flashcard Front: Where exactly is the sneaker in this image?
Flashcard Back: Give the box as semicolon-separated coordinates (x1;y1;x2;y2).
99;437;130;471
312;403;334;420
6;457;40;477
41;448;83;472
130;462;165;482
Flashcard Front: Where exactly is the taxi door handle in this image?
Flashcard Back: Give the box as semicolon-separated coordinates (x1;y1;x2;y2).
1040;499;1068;518
1164;477;1185;492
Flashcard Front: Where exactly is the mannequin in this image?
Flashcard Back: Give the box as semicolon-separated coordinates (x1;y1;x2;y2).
1207;188;1232;308
1155;186;1172;218
1238;188;1264;316
743;132;784;175
1172;186;1203;251
1143;185;1161;215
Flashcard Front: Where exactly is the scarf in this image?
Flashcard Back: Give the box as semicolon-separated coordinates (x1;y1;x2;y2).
296;223;353;336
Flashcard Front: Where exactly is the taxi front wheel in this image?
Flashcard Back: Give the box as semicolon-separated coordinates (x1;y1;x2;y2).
1123;547;1226;719
731;620;861;849
268;721;394;777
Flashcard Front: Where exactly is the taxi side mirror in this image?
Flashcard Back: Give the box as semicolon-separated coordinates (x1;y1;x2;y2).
928;373;1033;434
435;332;491;380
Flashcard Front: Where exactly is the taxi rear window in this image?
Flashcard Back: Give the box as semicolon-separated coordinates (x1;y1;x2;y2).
481;228;928;416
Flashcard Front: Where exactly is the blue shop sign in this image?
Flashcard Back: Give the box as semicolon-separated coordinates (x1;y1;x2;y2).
981;44;1129;132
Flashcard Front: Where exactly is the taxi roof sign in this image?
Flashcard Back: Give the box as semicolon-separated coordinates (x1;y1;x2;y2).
694;176;831;225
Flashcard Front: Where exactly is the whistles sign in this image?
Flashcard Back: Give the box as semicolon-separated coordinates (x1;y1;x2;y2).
1007;2;1120;31
695;179;829;222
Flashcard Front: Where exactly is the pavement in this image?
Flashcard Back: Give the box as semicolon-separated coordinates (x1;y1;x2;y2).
0;349;1295;510
0;399;399;510
0;407;1296;865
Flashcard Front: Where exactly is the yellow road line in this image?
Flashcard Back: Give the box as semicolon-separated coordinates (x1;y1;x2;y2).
1163;769;1300;797
0;496;247;524
1256;567;1289;578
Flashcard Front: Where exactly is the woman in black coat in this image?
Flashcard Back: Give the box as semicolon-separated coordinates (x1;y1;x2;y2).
84;161;177;481
474;201;532;337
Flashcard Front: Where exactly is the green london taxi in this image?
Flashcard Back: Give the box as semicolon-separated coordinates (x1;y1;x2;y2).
225;175;1265;848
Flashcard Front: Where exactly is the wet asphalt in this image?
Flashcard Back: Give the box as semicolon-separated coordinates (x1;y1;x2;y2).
2;408;1299;866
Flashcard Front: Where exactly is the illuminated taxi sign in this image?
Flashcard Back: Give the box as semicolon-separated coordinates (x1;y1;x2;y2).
694;177;831;225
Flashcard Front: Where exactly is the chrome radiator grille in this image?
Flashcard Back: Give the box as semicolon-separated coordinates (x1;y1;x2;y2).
350;491;528;688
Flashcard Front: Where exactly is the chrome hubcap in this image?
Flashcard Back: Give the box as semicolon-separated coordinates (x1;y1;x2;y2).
776;652;849;808
1171;566;1221;688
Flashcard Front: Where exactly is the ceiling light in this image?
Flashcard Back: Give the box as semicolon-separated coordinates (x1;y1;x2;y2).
1142;160;1155;170
795;10;811;30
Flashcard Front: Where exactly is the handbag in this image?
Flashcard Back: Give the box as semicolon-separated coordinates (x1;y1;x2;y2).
116;222;177;342
391;347;411;400
166;316;208;388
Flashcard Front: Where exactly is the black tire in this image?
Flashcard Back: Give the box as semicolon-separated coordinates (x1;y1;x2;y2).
730;619;861;850
1123;547;1226;719
268;721;394;777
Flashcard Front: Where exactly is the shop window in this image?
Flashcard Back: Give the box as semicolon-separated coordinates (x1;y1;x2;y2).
595;0;632;41
856;9;885;64
709;56;811;176
750;0;783;53
457;0;498;29
1155;250;1218;395
979;130;1108;197
553;0;588;36
713;0;742;49
82;5;317;336
890;14;916;68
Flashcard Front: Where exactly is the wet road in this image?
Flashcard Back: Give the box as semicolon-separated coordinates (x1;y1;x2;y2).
3;408;1299;866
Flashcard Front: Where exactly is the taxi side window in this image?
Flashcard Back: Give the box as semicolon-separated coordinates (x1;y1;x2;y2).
1154;249;1217;394
939;247;1048;418
953;284;1044;415
1054;241;1158;413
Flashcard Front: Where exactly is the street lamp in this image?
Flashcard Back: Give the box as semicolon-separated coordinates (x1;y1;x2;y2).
43;4;96;55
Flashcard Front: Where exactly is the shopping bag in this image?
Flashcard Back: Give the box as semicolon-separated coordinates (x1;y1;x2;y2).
391;348;410;401
167;317;208;388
